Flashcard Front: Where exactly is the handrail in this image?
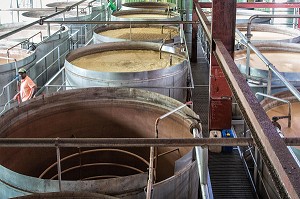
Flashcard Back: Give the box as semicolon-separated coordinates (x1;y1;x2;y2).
243;145;273;199
231;128;260;199
255;92;292;128
6;31;42;58
44;20;199;25
39;148;149;178
246;14;300;42
236;28;300;102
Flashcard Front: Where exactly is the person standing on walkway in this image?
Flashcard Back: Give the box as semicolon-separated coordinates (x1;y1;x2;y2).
107;0;117;14
14;68;37;103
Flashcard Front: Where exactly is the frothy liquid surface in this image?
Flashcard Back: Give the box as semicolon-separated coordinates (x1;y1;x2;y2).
116;14;169;19
71;50;184;72
240;31;294;40
99;27;178;41
235;51;300;72
0;52;28;64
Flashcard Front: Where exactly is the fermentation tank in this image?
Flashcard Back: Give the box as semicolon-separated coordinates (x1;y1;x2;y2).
22;10;92;45
206;9;271;24
111;10;181;21
237;24;300;44
121;2;176;11
64;42;188;101
46;1;106;21
93;24;180;43
260;90;300;162
0;23;69;96
234;43;300;93
0;87;200;199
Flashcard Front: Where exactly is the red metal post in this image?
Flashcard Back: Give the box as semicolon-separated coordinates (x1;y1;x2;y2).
299;8;300;29
191;4;198;63
209;0;236;131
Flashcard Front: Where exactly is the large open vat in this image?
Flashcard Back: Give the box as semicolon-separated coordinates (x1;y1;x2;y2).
206;9;271;24
64;42;188;101
121;2;176;11
111;10;181;21
234;43;300;92
46;1;105;20
237;24;300;43
0;87;200;198
260;90;300;156
0;23;67;43
93;24;179;43
22;10;92;45
0;22;69;96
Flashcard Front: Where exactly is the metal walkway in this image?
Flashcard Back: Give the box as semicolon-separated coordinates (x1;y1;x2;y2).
190;45;256;199
208;150;255;199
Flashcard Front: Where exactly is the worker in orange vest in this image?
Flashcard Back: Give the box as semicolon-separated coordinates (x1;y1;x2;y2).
14;68;37;103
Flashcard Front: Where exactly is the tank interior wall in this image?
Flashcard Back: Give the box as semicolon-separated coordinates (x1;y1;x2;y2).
0;88;197;182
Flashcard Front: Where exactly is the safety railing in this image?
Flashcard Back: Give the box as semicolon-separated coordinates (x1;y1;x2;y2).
255;92;291;128
35;24;195;103
235;27;300;101
0;28;83;116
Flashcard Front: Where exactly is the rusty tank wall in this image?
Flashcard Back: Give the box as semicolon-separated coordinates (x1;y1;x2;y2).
0;87;200;199
64;42;188;102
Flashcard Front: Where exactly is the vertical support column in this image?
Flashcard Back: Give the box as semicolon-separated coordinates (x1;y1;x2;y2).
298;8;300;29
191;4;198;63
209;0;236;131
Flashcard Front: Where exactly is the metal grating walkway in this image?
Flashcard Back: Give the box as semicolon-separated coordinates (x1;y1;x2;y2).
190;44;256;199
208;150;256;199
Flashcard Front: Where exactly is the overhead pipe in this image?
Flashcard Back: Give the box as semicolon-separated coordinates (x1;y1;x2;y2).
0;137;259;148
43;20;199;25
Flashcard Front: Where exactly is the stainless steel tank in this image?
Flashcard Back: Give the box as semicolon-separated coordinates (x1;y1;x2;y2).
93;24;180;43
111;10;181;21
234;43;300;93
0;23;69;95
236;24;300;43
22;10;92;45
0;47;36;108
121;2;176;11
206;9;271;24
0;87;200;199
46;1;106;21
65;42;188;101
